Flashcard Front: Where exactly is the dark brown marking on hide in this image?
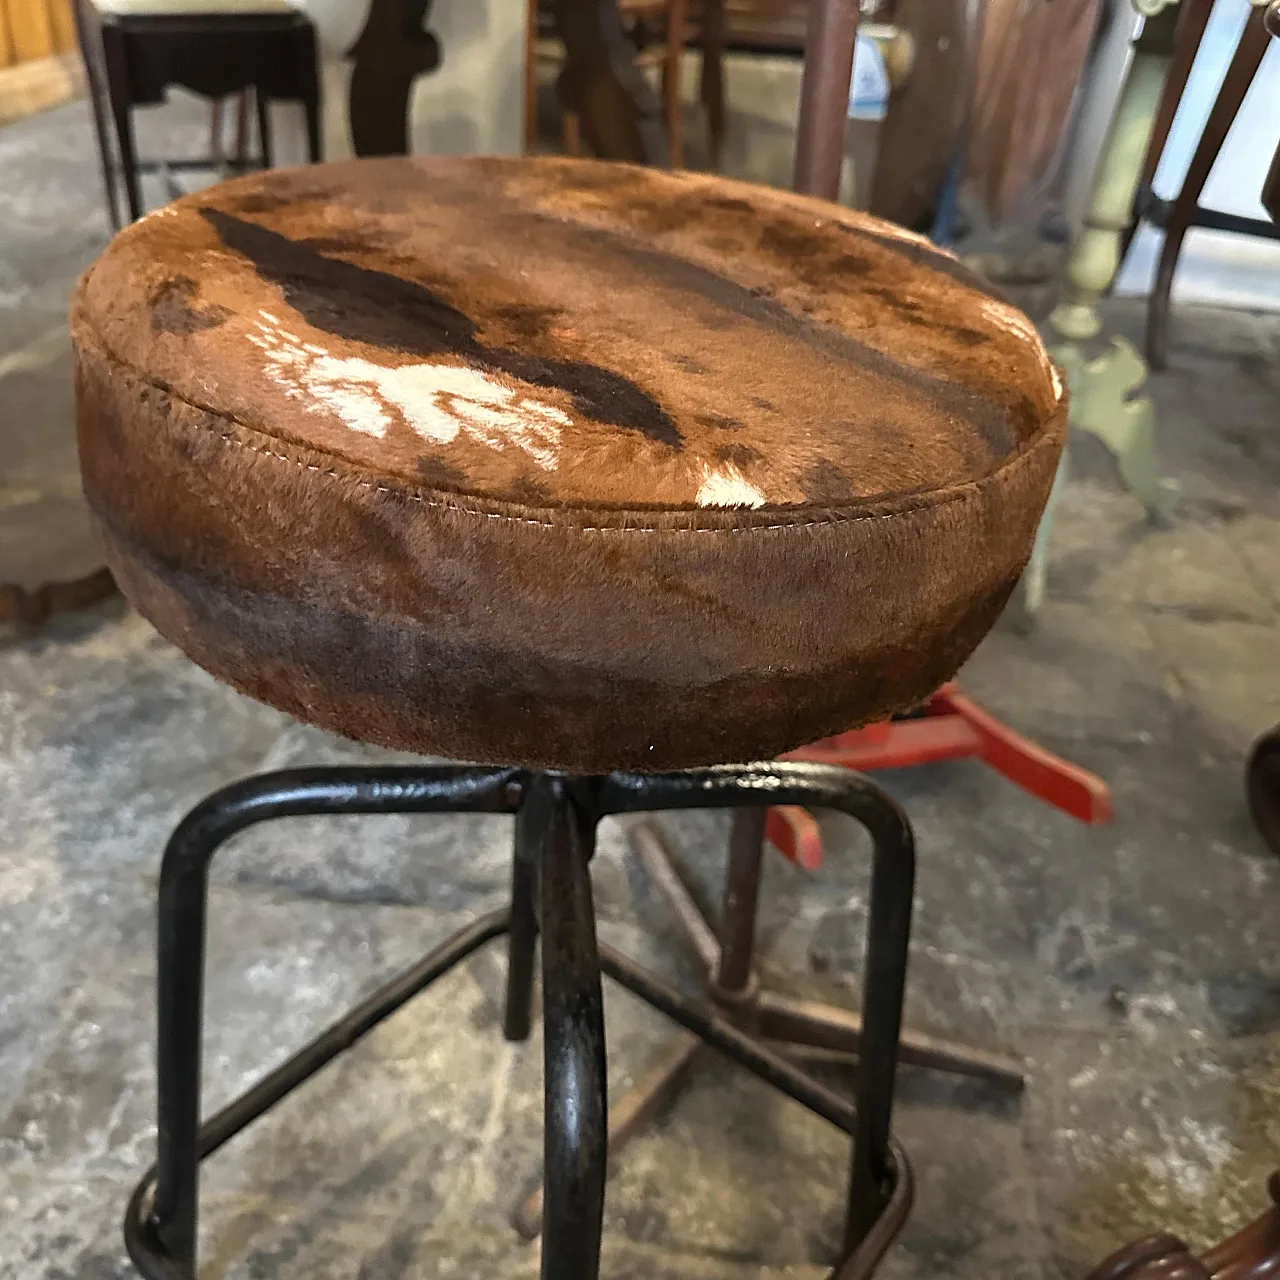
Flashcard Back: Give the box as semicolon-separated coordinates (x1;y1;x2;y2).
800;459;856;504
595;194;695;236
839;224;1011;304
696;412;743;431
672;353;707;374
491;302;568;340
863;284;992;348
200;207;683;449
149;277;232;335
297;233;388;255
568;175;1008;307
232;184;339;215
759;218;828;259
548;215;1017;459
714;442;762;469
505;473;554;504
702;195;755;215
546;162;635;193
416;454;471;491
829;253;874;277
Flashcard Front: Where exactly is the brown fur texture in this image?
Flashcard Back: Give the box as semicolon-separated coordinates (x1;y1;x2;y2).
72;156;1066;773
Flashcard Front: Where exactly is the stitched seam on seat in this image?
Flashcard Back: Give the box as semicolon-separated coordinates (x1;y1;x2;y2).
76;307;1065;536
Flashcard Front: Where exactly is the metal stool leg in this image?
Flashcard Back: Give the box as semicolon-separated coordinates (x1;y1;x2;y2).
124;766;521;1280
598;763;917;1267
504;799;540;1042
535;775;608;1280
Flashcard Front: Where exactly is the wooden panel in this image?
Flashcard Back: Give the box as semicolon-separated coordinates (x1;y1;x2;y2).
0;7;16;67
46;0;77;54
2;0;57;63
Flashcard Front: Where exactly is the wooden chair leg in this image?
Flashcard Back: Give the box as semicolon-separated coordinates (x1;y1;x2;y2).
233;89;250;167
101;23;142;222
254;86;273;169
1120;0;1213;272
298;25;322;163
663;0;687;167
525;0;539;152
209;98;225;169
1148;5;1270;370
72;0;122;230
561;108;582;155
699;0;726;168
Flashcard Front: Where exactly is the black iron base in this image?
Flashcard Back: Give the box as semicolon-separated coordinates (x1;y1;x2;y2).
123;763;917;1280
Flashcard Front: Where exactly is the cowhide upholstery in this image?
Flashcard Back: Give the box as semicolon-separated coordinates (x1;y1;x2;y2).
71;156;1066;773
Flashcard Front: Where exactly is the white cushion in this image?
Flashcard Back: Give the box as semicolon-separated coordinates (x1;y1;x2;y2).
92;0;301;15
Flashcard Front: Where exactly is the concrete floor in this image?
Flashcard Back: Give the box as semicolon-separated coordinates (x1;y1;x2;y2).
2;90;1280;1280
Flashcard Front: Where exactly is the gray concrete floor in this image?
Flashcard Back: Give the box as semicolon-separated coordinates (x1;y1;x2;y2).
2;92;1280;1280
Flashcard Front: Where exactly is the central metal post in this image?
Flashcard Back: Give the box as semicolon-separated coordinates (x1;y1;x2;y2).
530;775;608;1280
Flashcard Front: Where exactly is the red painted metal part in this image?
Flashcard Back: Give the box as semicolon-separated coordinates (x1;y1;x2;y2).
766;683;1113;868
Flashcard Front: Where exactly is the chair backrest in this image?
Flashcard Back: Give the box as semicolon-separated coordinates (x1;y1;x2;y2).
547;0;857;192
346;0;860;189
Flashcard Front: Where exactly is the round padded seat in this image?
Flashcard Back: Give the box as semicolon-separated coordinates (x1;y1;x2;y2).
72;156;1065;772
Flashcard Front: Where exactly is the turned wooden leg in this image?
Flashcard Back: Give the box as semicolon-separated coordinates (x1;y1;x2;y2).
662;0;688;167
1046;0;1182;554
525;0;540;153
1148;4;1270;369
698;0;726;168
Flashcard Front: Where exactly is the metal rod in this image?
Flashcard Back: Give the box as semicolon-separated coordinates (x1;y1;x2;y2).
756;991;1027;1090
513;1032;703;1240
845;786;914;1253
536;776;608;1280
716;808;767;994
504;801;540;1041
600;945;857;1133
627;820;721;973
833;1139;915;1280
793;0;860;199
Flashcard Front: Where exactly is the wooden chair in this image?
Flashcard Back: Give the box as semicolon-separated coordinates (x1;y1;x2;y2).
1244;0;1280;863
1086;1172;1280;1280
1126;0;1279;369
525;0;701;166
72;0;320;226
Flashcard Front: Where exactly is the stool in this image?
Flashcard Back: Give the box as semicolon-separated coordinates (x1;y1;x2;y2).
72;0;321;227
71;156;1066;1277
